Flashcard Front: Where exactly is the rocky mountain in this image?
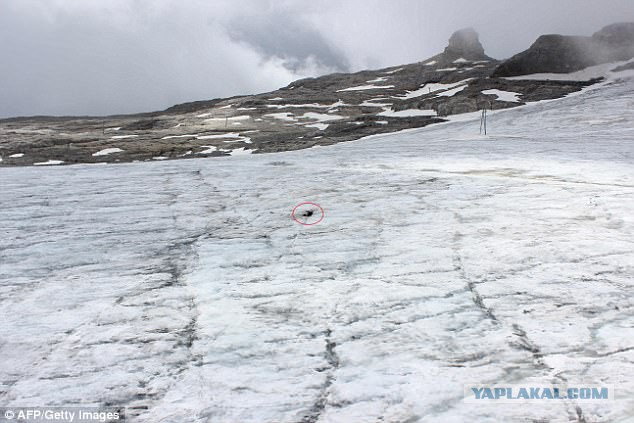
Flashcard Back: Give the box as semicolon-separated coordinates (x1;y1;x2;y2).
1;23;632;167
492;22;634;77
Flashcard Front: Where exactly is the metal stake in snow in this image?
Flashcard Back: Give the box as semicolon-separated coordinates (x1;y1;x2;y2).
480;109;487;135
480;101;491;135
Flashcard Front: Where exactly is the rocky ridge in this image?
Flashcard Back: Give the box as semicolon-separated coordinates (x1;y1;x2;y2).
492;22;634;77
0;24;632;166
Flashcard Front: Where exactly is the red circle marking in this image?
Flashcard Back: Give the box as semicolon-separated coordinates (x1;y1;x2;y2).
292;202;325;226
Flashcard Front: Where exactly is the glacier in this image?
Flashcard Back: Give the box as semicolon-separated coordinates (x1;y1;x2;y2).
1;74;633;422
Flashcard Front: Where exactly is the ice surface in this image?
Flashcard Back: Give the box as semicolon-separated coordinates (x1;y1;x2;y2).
9;153;24;158
1;75;633;422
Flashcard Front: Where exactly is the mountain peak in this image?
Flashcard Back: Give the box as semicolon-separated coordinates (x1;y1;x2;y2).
444;28;487;60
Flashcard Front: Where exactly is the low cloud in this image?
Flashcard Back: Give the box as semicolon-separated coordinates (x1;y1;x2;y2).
227;9;349;75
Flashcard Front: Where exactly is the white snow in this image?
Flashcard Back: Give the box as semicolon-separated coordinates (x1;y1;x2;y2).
204;115;251;123
505;61;631;82
482;89;522;102
375;120;389;124
196;132;240;140
1;73;634;423
436;67;458;72
33;160;63;165
264;112;296;122
267;103;328;109
92;148;124;157
453;57;469;63
229;147;252;156
366;77;388;83
298;112;343;122
383;67;403;74
305;123;329;131
337;84;395;92
196;132;252;144
424;60;437;66
395;79;471;99
266;100;347;110
435;85;468;97
110;135;138;139
161;134;199;140
377;108;437;117
9;153;24;158
198;146;217;154
360;100;393;107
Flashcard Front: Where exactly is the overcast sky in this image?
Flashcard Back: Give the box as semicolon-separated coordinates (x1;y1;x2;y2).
1;0;633;118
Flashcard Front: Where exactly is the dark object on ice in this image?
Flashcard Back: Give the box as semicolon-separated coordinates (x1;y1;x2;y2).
302;210;314;218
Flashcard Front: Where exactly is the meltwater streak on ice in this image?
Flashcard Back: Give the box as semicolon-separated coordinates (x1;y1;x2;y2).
0;75;633;422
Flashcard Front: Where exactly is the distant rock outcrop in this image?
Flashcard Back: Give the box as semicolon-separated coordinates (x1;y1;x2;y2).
444;28;486;59
428;28;495;64
492;22;634;77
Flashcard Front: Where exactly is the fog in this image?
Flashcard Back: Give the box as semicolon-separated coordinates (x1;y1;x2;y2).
1;0;633;118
